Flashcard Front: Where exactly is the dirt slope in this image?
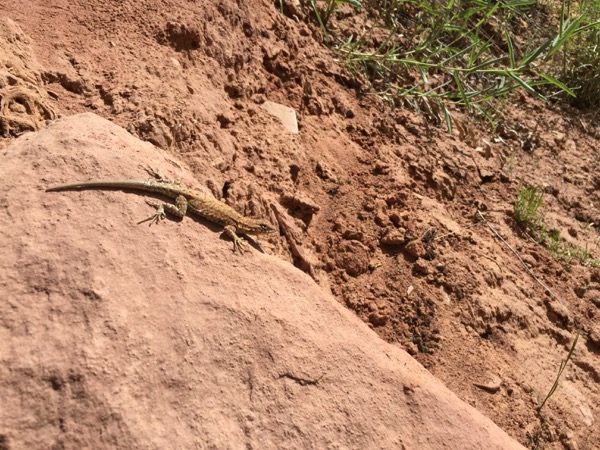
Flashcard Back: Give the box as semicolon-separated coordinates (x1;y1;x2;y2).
0;113;525;449
0;0;598;448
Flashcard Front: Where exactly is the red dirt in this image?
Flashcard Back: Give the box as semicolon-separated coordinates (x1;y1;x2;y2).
0;1;598;448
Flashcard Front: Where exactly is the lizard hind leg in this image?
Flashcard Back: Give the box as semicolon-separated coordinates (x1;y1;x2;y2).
140;165;180;186
138;194;188;226
138;203;166;225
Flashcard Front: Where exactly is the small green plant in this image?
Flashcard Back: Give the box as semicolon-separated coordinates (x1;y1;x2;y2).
560;0;600;111
309;0;362;36
294;0;600;130
543;231;600;267
514;186;545;231
513;186;600;267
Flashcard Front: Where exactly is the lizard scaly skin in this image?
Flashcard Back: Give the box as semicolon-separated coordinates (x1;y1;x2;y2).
47;167;275;252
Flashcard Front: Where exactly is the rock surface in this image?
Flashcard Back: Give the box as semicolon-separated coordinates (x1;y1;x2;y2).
0;113;524;449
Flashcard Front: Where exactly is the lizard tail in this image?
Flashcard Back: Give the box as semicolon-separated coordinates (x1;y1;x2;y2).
46;180;151;192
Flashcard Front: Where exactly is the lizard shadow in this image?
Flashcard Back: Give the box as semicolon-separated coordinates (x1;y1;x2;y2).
193;217;268;253
126;190;268;253
62;186;268;253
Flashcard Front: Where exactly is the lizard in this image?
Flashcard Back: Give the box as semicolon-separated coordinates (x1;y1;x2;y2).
46;166;276;252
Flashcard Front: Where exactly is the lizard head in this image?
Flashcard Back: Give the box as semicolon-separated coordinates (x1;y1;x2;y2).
245;219;277;235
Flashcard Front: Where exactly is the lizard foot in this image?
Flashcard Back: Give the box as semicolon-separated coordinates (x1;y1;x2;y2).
232;235;249;253
224;224;249;252
140;165;180;185
138;201;166;226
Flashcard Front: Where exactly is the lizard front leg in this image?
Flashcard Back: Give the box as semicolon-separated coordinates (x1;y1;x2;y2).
223;224;248;252
138;194;188;225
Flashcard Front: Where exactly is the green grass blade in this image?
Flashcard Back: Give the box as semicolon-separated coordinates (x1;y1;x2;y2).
546;16;587;60
475;2;500;28
539;71;576;96
453;69;470;108
520;39;552;67
506;31;516;69
309;0;328;37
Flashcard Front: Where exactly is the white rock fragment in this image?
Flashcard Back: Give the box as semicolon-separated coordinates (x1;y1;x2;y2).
261;100;298;134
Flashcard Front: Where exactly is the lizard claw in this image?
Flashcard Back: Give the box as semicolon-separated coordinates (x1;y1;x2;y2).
140;165;163;180
232;236;249;253
140;165;180;185
224;224;249;252
137;201;166;226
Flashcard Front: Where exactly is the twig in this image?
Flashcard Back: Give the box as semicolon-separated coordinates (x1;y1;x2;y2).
537;333;579;413
476;209;566;307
